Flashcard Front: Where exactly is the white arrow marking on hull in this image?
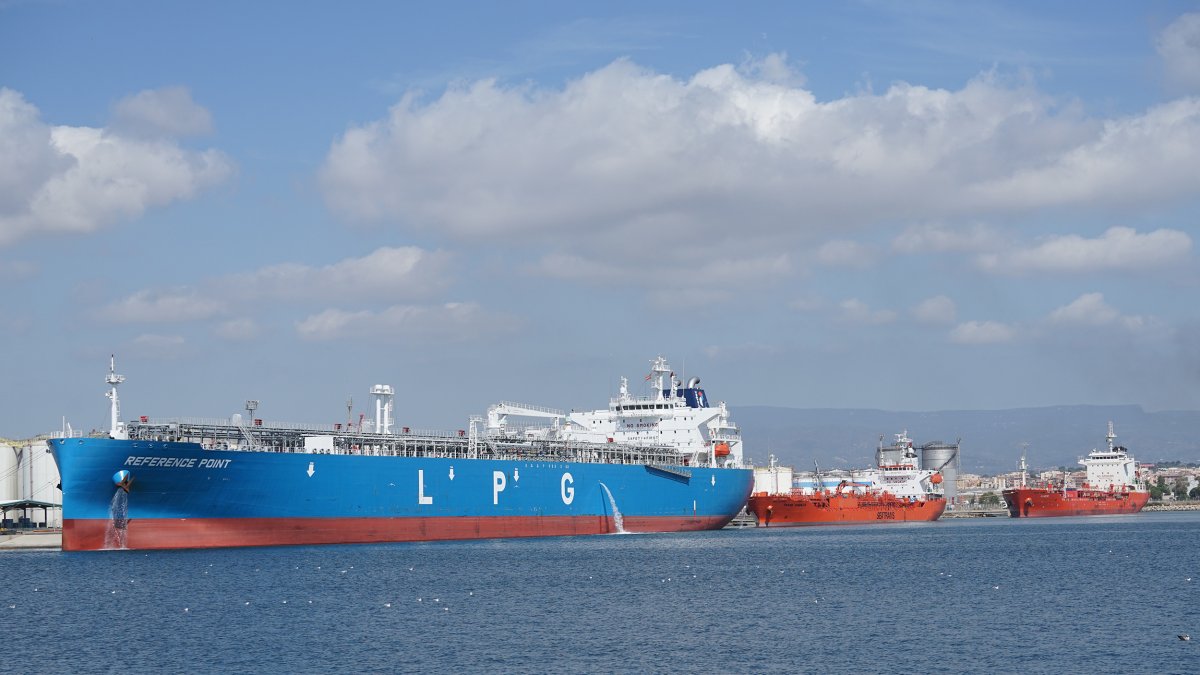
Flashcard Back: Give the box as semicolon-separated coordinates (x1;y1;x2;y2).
307;462;315;477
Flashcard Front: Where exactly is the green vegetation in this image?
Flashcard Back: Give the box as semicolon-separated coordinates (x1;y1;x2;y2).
1174;477;1191;501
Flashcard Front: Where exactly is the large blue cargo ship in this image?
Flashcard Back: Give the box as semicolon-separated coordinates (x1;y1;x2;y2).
49;357;754;550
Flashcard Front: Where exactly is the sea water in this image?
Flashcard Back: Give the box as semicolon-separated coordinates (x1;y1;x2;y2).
3;512;1198;674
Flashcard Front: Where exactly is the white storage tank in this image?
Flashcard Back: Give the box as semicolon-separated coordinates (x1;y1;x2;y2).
792;470;851;494
0;443;17;503
27;441;61;527
8;441;62;528
753;464;794;495
921;441;960;502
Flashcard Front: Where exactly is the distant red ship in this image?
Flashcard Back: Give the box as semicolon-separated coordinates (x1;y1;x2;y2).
748;431;949;526
1002;422;1149;518
749;489;947;526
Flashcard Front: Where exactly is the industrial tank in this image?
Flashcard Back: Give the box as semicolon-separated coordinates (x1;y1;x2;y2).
753;463;794;495
7;441;62;528
0;444;17;526
921;441;960;502
0;444;17;500
28;442;61;526
877;442;905;467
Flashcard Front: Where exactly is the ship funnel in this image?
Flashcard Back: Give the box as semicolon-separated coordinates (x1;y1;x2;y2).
688;377;700;388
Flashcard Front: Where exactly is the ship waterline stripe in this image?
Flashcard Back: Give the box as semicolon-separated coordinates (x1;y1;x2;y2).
61;515;735;551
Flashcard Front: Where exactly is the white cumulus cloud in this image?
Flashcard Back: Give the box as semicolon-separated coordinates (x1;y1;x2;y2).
214;318;262;341
101;247;452;323
111;86;214;137
839;298;897;325
1158;13;1200;92
1046;292;1148;331
977;226;1192;275
320;56;1200;270
912;295;957;324
102;289;227;323
295;302;516;341
816;239;875;268
221;246;452;302
0;87;233;247
965;99;1200;209
892;222;1003;254
950;320;1016;344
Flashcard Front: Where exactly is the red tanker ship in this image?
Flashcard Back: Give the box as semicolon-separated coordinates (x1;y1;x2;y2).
748;431;950;526
1002;422;1149;518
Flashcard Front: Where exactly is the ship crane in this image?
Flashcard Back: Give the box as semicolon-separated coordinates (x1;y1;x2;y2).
487;401;576;436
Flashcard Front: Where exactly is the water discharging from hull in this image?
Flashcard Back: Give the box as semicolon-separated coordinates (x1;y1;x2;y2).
103;489;129;550
598;482;626;534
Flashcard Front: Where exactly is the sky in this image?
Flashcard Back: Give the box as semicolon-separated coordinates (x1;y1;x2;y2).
2;1;1200;439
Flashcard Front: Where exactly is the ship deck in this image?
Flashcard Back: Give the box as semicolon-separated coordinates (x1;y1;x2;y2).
120;419;700;467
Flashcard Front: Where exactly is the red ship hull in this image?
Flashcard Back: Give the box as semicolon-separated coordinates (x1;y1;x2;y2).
747;492;947;526
59;514;730;551
1001;487;1149;518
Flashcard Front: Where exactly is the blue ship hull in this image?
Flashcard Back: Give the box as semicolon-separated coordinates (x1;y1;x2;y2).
49;437;754;550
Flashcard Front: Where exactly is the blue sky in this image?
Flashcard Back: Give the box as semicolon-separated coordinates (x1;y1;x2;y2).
2;1;1199;439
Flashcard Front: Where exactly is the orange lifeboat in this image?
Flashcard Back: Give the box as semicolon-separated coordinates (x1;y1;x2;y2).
714;442;731;457
930;473;944;484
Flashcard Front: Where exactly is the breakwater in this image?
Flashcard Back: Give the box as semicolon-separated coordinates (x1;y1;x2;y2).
1142;501;1200;512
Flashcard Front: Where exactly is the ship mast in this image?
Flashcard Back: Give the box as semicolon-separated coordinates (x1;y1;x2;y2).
1106;421;1116;452
1018;442;1029;489
105;355;128;440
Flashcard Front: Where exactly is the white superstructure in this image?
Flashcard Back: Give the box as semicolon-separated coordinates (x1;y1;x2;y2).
1080;421;1142;491
770;431;945;499
105;355;127;440
485;356;744;468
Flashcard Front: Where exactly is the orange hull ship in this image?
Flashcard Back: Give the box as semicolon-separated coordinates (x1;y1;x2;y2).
1002;487;1148;518
748;491;947;526
748;431;952;527
1002;421;1149;519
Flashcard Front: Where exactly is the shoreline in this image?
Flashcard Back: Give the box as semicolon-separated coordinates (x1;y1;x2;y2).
1142;501;1200;511
0;531;62;550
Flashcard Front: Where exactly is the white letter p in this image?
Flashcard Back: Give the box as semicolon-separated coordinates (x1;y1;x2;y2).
493;470;507;505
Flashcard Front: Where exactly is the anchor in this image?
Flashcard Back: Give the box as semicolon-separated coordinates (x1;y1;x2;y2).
112;469;133;493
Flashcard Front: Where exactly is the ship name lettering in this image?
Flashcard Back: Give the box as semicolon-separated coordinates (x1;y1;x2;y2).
876;511;896;520
561;473;574;505
197;458;232;469
124;456;197;468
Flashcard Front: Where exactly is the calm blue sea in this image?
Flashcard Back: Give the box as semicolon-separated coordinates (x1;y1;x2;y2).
4;512;1199;674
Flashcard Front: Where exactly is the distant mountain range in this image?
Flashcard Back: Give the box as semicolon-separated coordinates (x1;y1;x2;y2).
732;405;1200;474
